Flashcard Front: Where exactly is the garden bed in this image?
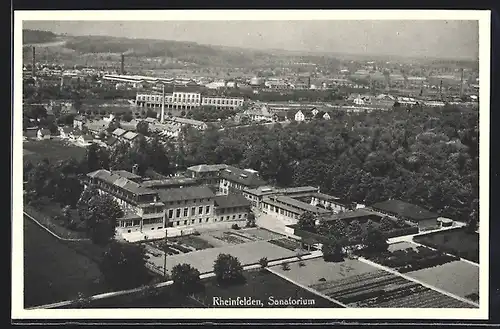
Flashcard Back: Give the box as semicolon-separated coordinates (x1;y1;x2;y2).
268;238;302;251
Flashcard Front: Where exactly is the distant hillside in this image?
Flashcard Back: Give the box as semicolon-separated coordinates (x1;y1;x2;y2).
23;29;58;44
22;30;342;68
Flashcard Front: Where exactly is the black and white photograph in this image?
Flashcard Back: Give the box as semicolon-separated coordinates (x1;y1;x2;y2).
12;10;490;321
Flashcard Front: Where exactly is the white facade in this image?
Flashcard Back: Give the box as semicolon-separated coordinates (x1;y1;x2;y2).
136;92;243;110
295;110;305;122
201;96;244;109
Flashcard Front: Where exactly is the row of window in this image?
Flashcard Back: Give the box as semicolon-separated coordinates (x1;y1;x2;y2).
168;198;210;206
218;207;248;214
172;217;210;226
263;203;300;220
167;206;211;219
202;98;243;106
214;213;246;222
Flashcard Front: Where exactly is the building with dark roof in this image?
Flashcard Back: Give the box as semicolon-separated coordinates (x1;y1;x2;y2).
219;166;267;195
158;186;215;228
214;194;251;224
317;208;381;224
261;195;331;225
369;199;438;230
141;177;199;189
186;164;228;186
84;169;166;234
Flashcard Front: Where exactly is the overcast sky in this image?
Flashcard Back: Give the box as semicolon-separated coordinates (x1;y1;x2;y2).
23;20;479;60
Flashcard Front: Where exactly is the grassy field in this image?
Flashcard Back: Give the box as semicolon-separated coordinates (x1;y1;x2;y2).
405;260;480;300
77;269;342;308
192;269;342;308
147;240;296;275
270;258;378;287
23;216;108;308
414;228;479;263
23;139;87;163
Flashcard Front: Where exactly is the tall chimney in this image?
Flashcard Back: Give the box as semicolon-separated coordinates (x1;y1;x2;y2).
32;47;36;77
460;68;464;98
60;76;64;92
439;80;443;99
160;84;165;123
120;54;125;75
308;76;311;89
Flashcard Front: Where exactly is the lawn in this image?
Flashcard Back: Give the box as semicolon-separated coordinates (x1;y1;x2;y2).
413;228;479;263
240;228;285;241
23;139;87;163
149;240;296;275
270;258;379;287
67;269;342;308
23;216;108;308
192;269;343;308
405;260;480;300
171;235;215;251
24;202;88;240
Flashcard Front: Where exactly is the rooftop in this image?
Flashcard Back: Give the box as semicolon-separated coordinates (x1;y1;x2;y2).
122;131;139;140
141;177;199;189
112;170;141;180
220;165;267;187
187;164;229;173
214;194;251;209
168;117;206;127
244;185;278;196
157;186;215;202
271;195;330;214
277;186;319;195
87;169;156;195
370;199;438;221
320;209;379;222
112;128;127;137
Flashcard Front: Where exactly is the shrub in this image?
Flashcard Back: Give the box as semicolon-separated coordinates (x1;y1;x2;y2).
281;262;290;271
231;223;240;230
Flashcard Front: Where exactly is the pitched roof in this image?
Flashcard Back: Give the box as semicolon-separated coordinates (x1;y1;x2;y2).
141;177;199;189
244;185;278;196
320;209;379;222
112;128;127;137
277;186;319;195
87;169;156;195
370;199;438;221
122;131;139;140
168;117;206;127
112;170;141;180
214;194;251;209
187;164;228;173
220;165;267;187
271;195;330;214
157;186;215;202
106;136;118;146
38;128;51;135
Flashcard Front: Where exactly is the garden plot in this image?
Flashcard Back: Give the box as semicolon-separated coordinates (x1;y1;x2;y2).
242;228;285;241
405;260;479;300
208;231;254;245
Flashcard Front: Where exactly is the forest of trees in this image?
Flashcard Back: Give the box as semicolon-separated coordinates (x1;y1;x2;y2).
174;106;478;223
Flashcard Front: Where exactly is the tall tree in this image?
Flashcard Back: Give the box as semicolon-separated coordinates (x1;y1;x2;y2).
297;211;316;232
213;253;244;284
86;194;123;245
171;263;201;294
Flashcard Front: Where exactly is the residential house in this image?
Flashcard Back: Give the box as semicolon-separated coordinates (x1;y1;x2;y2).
322;112;331;120
273;111;289;122
111;127;127;139
78;134;94;146
294;110;305;122
186;164;229;187
73;115;86;130
24;127;38;140
311;108;319;117
58;126;74;139
243;106;273;122
213;194;251;224
121;131;140;145
37;128;51;140
86;119;110;136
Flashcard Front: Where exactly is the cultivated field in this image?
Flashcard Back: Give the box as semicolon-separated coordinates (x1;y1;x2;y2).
405;260;480;301
414;228;479;263
192;269;342;308
271;258;474;308
23;139;87;163
23;216;107;308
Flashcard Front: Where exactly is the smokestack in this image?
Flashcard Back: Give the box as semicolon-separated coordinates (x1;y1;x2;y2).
308;76;311;88
120;54;125;75
32;47;36;77
160;84;165;123
439;80;443;99
60;76;64;92
460;68;464;98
